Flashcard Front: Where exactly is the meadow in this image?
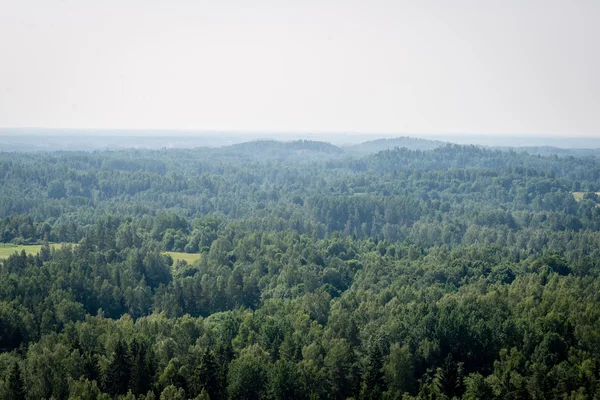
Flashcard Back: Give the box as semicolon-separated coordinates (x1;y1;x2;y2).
0;243;48;259
572;191;600;201
164;251;202;265
0;243;201;268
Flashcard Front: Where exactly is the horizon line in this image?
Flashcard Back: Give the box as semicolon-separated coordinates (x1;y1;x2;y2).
0;127;599;139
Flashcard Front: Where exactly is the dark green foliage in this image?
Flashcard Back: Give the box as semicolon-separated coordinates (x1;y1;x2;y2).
268;359;306;400
0;142;599;399
103;340;132;396
6;362;25;400
188;350;220;398
227;345;269;400
129;337;156;395
434;354;465;398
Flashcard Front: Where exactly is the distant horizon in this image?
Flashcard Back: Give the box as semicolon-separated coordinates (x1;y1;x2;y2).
2;127;600;151
0;127;598;140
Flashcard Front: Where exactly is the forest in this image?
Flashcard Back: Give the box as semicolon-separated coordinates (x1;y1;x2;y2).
0;139;600;399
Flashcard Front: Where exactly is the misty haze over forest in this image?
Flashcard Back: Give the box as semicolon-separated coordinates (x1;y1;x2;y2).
2;128;600;153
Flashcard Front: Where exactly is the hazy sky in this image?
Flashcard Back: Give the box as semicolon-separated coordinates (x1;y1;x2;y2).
0;0;598;136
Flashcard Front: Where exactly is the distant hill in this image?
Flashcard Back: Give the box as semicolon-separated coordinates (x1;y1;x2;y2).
495;146;600;157
227;139;342;153
343;136;446;156
214;139;344;162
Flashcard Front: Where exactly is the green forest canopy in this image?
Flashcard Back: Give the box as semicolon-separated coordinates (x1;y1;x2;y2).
0;140;599;399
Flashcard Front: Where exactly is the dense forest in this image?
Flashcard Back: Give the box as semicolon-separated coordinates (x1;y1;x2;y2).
1;139;600;399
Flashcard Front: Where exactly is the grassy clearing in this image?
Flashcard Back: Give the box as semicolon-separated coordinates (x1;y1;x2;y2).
0;244;201;266
164;251;201;265
572;192;600;201
0;243;61;259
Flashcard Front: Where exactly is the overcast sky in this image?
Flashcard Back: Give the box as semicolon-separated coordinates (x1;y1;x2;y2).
0;0;598;136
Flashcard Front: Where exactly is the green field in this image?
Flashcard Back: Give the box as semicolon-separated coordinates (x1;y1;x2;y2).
164;251;201;265
1;244;201;266
572;192;600;201
0;243;47;259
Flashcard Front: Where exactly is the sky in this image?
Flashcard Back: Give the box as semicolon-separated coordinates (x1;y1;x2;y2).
0;0;598;137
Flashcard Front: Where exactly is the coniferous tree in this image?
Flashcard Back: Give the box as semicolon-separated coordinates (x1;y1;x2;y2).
103;340;132;396
6;362;25;400
188;349;220;398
